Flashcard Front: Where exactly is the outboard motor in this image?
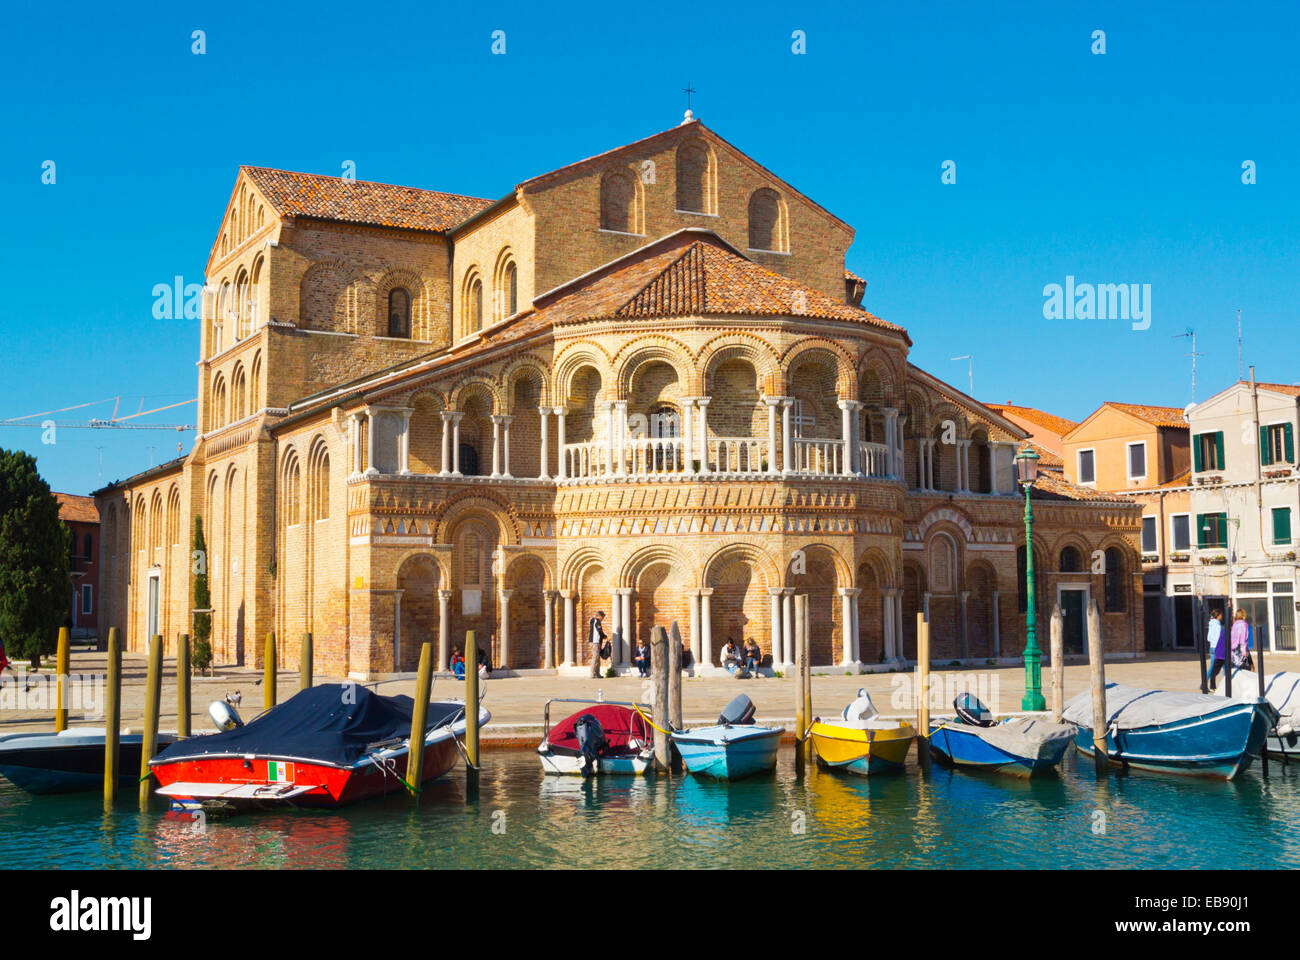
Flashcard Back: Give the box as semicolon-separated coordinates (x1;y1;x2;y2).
842;688;878;724
954;693;998;728
209;700;244;732
573;713;608;778
717;694;756;726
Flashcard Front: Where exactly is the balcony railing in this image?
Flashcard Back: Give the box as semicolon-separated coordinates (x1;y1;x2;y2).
559;436;893;481
859;441;889;478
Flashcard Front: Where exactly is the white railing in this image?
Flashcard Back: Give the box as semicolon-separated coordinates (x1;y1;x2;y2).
792;438;843;475
625;437;687;477
859;441;889;478
561;436;892;481
710;437;768;473
564;442;613;479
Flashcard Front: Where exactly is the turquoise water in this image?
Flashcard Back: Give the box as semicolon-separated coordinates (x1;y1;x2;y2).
2;747;1296;869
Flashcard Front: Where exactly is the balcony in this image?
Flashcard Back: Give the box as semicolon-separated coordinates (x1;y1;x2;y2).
559;436;893;482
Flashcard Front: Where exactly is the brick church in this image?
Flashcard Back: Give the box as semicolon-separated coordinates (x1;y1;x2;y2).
96;114;1144;678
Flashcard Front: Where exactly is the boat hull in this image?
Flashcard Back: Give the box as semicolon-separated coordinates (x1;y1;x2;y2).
809;720;914;776
1073;699;1270;780
537;749;650;775
0;731;177;795
928;724;1071;778
672;727;781;780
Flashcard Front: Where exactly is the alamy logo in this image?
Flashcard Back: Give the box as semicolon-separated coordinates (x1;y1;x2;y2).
1042;275;1151;330
49;890;151;940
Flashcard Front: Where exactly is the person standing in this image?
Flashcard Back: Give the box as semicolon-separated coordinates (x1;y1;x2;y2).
588;610;608;678
1231;609;1252;673
1206;609;1226;690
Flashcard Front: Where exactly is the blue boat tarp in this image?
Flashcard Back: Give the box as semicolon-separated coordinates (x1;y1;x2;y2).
1064;682;1250;731
152;684;465;767
937;717;1076;760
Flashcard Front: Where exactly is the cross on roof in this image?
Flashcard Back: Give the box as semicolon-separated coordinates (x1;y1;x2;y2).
682;82;696;111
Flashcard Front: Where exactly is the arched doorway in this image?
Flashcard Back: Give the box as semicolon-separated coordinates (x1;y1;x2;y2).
396;555;441;672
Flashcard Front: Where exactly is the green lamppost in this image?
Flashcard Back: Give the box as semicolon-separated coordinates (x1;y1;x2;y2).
1016;445;1046;711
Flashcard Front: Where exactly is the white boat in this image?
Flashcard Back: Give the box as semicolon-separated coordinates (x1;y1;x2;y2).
537;699;653;776
1228;669;1300;760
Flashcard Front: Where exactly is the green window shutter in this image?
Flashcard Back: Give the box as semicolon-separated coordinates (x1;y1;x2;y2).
1196;514;1207;549
1217;513;1228;547
1214;432;1224;470
1193;435;1204;472
1261;426;1273;466
1286;423;1295;463
1275;508;1292;545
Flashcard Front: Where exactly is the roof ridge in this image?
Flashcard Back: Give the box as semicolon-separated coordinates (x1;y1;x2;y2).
615;241;708;318
241;165;489;203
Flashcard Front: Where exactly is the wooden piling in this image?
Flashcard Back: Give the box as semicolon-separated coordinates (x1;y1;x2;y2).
103;627;121;808
176;633;191;739
1257;632;1269;779
55;626;70;732
300;632;313;691
794;611;807;774
464;630;480;798
264;631;277;710
139;635;163;809
668;621;683;731
800;594;812;753
916;611;932;774
1086;599;1109;776
406;642;433;796
651;625;670;770
1049;604;1064;723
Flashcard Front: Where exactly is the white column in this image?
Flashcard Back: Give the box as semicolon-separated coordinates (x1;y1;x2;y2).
562;591;576;666
883;408;897;477
350;413;363;477
451;412;463;475
781;399;794;474
768;588;784;664
620;589;633;664
490;415;503;478
700;588;714;666
399;409;411;475
437;589;452;670
696;398;711;474
839;588;855;664
501;415;514;478
852;403;863;475
606;402;617;477
958;440;970;493
882;588;896;660
839;400;855;476
439;412;452;476
364;412;378;476
794;593;806;668
555;407;567;481
538;406;550;480
609;587;621;655
688;591;701;665
765;396;781;474
499;588;513;669
782;588;795;667
543;590;556;669
991;590;1002;657
681;398;695;473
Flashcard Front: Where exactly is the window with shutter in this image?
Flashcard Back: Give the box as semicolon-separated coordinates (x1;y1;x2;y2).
1262;425;1273;466
1171;514;1190;551
1214;431;1225;470
1193;434;1204;472
1141;516;1157;553
1274;507;1292;546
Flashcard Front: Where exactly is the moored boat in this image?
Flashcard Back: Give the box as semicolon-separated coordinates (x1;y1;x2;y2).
1228;670;1300;760
0;728;178;794
1063;681;1270;780
537;699;653;776
927;694;1076;777
671;694;781;780
809;689;915;776
149;683;487;810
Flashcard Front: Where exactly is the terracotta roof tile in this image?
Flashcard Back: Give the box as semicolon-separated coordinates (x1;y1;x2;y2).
1248;381;1300;397
1107;402;1188;428
984;403;1079;440
1031;471;1128;503
55;493;99;524
242;166;493;233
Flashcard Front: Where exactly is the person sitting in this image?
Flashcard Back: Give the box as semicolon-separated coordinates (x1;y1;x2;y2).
744;638;762;678
633;638;651;677
720;638;741;676
450;647;466;680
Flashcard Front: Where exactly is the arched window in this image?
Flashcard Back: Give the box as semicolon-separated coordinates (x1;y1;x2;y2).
458;443;481;477
231;364;247;422
388;287;411;338
463;274;483;335
1060;546;1082;572
675;139;713;213
747;188;784;251
600;171;636;233
250;351;262;413
282;453;301;526
1104;547;1126;612
503;261;517;318
211;375;227;430
309;442;330;520
249;256;264;328
234;268;249;340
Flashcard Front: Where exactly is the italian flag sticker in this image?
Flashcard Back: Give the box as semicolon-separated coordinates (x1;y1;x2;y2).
267;761;294;783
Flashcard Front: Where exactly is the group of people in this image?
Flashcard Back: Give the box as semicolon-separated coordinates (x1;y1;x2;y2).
586;610;698;678
1205;607;1258;691
448;638;493;680
720;638;764;678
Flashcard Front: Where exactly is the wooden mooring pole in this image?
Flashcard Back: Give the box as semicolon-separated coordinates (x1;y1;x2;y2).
464;630;480;799
651;625;671;771
176;633;191;739
139;634;163;810
794;607;807;774
916;611;931;774
1086;600;1109;776
407;642;433;797
300;632;314;691
1049;604;1064;723
668;621;683;732
55;626;70;732
264;631;277;710
1256;630;1269;779
801;595;813;757
103;627;121;808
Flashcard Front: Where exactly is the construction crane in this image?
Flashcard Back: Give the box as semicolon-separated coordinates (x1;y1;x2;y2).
1;397;197;431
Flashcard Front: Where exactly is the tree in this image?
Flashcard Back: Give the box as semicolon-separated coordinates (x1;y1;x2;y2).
0;449;70;667
191;516;213;675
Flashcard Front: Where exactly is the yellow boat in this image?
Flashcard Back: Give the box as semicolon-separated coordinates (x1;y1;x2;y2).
810;689;915;775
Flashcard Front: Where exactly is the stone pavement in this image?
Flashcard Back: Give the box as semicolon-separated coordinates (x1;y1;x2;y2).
4;650;1294;746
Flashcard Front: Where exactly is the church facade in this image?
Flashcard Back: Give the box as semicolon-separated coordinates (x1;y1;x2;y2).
96;117;1145;678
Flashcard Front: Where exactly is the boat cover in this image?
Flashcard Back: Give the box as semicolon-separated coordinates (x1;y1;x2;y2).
151;684;466;767
547;704;649;754
1063;682;1247;732
946;717;1076;757
1228;671;1300;720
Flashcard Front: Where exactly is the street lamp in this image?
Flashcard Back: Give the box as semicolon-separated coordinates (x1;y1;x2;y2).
1016;445;1046;711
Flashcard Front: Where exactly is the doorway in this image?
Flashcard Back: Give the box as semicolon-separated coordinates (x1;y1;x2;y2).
1059;586;1087;655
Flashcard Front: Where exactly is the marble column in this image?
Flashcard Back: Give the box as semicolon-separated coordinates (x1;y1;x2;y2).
764;396;781;474
543;590;557;669
839;588;855;664
490;415;504;478
609;587;621;657
399;409;412;475
350;413;363;477
364;411;378;476
768;588;784;664
883;407;898;477
451;412;463;475
614;400;628;477
501;415;514;478
606;402;617;477
700;588;714;666
499;588;513;669
838;400;855;476
437;588;452;671
681;398;695;473
781;399;794;474
619;589;633;663
538;407;550;480
439;411;452;476
555;406;567;481
696;398;711;475
562;591;576;666
688;591;702;665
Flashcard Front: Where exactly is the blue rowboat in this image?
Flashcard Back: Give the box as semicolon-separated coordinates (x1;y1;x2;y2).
927;695;1076;777
671;694;781;780
0;728;177;794
1063;682;1271;780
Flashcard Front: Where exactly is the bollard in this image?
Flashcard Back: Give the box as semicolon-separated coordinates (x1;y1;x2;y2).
139;635;163;810
465;630;480;799
1086;599;1109;776
55;626;70;732
300;632;313;691
794;613;807;775
264;631;277;710
1049;605;1064;723
176;633;191;739
916;611;932;774
406;642;433;796
800;595;813;757
651;625;670;771
668;621;683;732
103;627;121;808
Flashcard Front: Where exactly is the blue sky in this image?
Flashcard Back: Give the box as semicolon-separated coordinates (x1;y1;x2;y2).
2;0;1297;494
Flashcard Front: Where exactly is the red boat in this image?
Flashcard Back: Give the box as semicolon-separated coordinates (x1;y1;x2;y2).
148;683;488;810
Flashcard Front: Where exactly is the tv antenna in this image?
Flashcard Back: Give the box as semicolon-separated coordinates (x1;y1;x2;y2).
950;355;974;396
1236;308;1243;380
1172;329;1202;403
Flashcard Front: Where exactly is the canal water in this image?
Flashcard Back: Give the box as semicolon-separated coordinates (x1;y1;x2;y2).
3;747;1297;869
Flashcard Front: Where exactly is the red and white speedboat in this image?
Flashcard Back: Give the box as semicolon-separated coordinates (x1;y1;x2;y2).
149;683;488;810
537;699;653;776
